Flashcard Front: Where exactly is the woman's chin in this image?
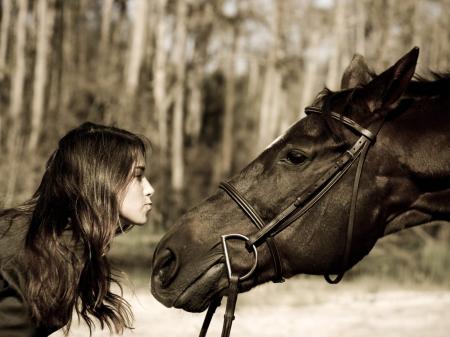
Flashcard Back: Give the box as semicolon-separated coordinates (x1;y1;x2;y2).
119;215;148;227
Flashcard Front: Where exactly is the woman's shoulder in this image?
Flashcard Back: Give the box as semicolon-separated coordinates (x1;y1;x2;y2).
0;253;61;337
0;212;30;266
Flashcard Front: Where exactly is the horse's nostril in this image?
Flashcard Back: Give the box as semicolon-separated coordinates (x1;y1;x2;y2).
154;248;178;288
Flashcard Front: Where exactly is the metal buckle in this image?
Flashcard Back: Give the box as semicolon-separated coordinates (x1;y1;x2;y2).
221;234;258;281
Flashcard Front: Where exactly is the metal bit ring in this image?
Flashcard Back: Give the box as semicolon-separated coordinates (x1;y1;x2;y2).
221;234;258;281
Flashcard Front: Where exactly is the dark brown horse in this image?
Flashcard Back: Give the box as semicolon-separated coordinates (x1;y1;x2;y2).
151;48;450;325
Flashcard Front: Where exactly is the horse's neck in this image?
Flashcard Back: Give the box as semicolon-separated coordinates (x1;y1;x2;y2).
383;98;450;236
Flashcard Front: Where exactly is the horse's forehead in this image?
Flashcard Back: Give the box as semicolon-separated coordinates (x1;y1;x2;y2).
265;133;286;150
283;116;326;143
264;117;326;153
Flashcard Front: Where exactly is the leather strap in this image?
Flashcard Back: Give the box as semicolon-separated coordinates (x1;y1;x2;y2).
324;115;385;283
305;107;375;140
199;297;222;337
219;182;284;283
324;140;370;283
198;275;240;337
221;275;239;337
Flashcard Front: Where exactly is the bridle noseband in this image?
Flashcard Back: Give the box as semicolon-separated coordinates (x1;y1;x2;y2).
199;106;386;337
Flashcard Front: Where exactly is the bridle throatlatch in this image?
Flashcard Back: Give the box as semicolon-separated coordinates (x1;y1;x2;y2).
199;106;386;337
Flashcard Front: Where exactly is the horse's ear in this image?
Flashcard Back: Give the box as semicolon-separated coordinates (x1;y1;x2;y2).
341;54;373;89
364;47;419;111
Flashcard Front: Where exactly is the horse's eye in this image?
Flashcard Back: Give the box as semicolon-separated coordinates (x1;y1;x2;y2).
284;150;308;165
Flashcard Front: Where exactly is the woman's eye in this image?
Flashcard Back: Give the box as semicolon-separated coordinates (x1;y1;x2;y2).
284;150;308;165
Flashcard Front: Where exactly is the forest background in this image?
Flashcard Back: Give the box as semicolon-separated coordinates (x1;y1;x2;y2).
0;0;448;284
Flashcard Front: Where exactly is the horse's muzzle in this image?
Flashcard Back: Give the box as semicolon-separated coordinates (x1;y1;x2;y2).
152;248;179;289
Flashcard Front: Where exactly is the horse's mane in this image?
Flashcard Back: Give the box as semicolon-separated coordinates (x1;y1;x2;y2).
408;72;450;97
312;71;450;115
308;71;450;142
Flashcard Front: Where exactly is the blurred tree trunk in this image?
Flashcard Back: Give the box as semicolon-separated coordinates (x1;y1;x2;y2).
297;2;318;118
354;0;366;55
29;0;54;151
125;0;149;101
111;2;129;79
171;0;188;191
429;15;440;70
214;25;238;181
243;55;261;161
47;0;65;134
374;0;396;69
74;0;88;82
185;3;213;142
8;0;27;152
299;31;320;118
153;0;169;164
258;63;275;150
0;0;11;146
257;0;284;151
4;136;24;207
411;0;422;47
326;0;348;90
99;0;113;78
48;0;82;134
186;63;203;141
246;57;260;105
4;0;27;204
0;0;11;80
429;3;449;71
153;0;171;227
438;0;450;70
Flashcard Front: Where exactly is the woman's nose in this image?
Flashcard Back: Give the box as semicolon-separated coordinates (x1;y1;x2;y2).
143;177;155;197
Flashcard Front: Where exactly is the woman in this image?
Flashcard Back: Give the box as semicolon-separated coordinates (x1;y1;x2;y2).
0;122;154;336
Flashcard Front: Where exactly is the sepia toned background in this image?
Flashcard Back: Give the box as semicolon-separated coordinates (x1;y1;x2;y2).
0;0;449;336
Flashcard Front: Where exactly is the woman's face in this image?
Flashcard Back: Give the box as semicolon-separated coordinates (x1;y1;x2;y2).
119;158;154;225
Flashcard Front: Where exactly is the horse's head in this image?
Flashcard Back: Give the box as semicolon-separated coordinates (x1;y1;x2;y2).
151;48;432;312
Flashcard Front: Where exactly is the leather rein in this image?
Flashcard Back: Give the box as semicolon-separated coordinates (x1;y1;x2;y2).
199;106;386;337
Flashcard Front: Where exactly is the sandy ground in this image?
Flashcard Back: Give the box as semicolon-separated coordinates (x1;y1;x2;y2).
52;277;450;337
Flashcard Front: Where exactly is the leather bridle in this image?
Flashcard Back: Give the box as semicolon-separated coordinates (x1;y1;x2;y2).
199;106;386;337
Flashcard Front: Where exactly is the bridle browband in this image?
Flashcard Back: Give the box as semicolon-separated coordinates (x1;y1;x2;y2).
199;106;386;337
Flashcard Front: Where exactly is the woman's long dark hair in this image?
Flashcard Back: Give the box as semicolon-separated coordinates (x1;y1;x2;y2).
3;122;148;334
